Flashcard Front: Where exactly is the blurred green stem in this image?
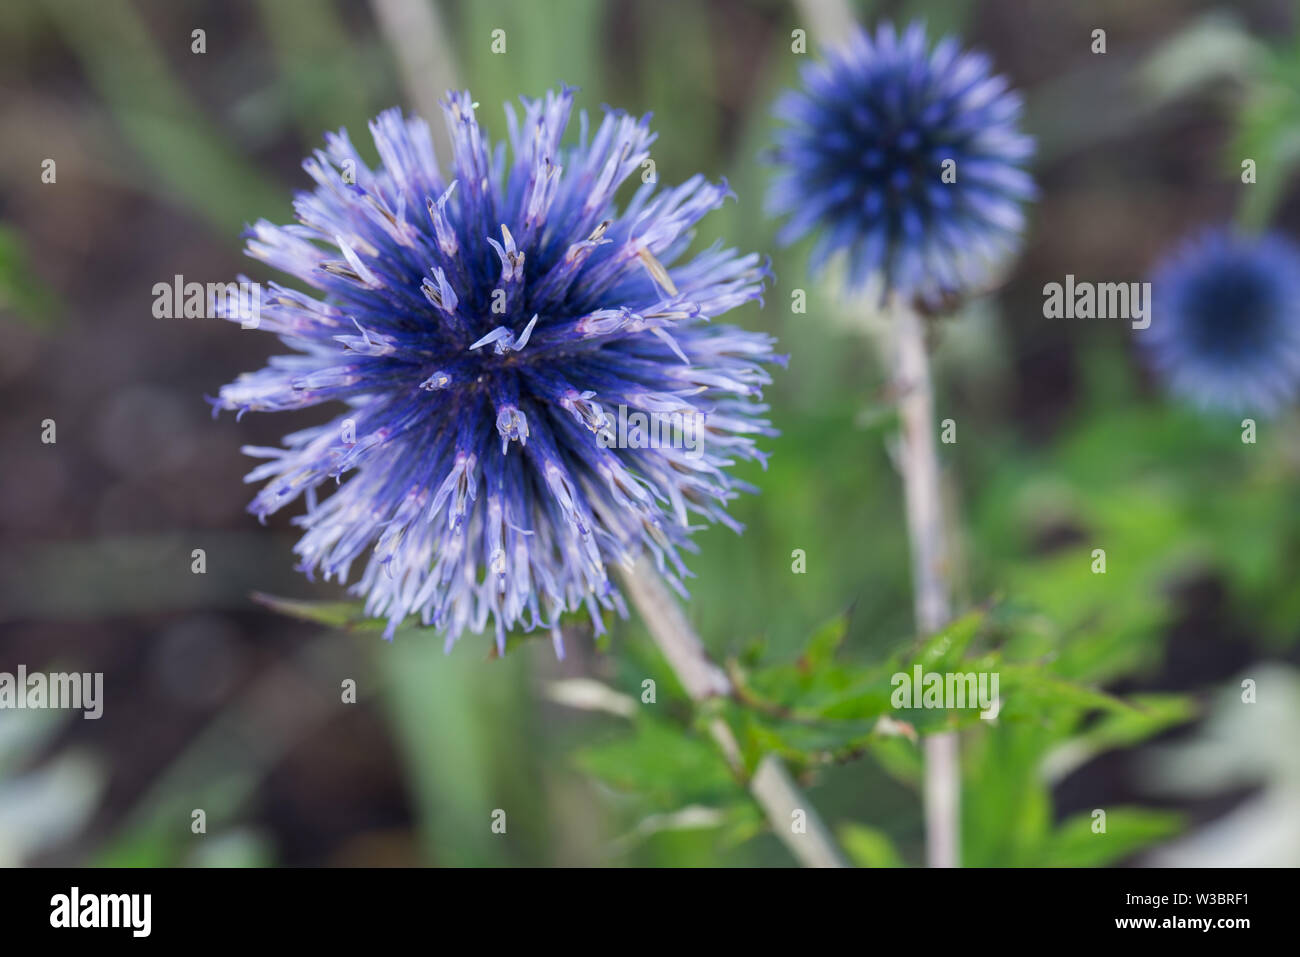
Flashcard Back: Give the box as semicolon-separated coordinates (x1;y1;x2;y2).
621;556;847;867
890;300;960;868
44;0;284;235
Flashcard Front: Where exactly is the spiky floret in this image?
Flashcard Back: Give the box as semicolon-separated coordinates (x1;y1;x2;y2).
1145;228;1300;414
768;21;1034;302
213;88;778;653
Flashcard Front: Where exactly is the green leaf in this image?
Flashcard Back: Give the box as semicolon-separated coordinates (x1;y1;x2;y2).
963;723;1056;866
868;735;924;788
838;822;904;868
250;593;387;632
251;592;561;651
996;663;1144;720
735;707;880;772
1044;808;1185;867
576;716;741;812
1075;693;1196;754
909;607;988;673
800;614;850;670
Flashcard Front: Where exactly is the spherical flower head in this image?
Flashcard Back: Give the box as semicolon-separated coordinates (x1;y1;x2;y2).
1145;228;1300;415
768;21;1035;304
212;88;778;654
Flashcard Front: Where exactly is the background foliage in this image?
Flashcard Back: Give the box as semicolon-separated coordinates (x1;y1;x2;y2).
1;0;1298;866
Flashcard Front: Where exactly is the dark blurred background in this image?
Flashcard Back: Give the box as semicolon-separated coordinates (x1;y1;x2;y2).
2;0;1300;866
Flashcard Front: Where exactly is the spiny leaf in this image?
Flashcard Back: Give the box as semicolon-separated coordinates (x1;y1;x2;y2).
1044;808;1185;867
251;593;386;632
575;716;742;812
908;607;989;672
799;613;850;670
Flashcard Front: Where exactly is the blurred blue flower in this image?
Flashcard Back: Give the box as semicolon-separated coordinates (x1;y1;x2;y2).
768;22;1035;303
1146;229;1300;415
213;88;778;652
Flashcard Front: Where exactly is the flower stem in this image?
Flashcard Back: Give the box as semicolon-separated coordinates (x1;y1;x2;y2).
889;300;960;868
620;555;848;867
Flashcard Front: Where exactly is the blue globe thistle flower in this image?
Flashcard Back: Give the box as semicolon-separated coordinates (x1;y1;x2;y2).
1145;228;1300;414
768;22;1035;303
212;88;778;653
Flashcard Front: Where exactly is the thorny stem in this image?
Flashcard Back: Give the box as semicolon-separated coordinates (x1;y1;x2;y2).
620;555;848;868
890;300;960;868
794;0;963;870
